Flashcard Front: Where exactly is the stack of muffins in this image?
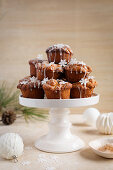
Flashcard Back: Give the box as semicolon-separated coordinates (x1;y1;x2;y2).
17;44;97;99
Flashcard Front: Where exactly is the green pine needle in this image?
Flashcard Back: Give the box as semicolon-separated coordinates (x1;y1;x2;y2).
0;82;19;111
0;81;48;121
18;106;47;122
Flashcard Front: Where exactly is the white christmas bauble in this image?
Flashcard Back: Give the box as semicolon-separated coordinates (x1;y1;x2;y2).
96;112;113;135
0;133;24;159
83;108;100;126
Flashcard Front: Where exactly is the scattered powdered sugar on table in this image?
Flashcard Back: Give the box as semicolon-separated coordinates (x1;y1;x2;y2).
37;153;60;170
45;167;55;170
37;153;79;170
21;161;31;166
25;146;33;150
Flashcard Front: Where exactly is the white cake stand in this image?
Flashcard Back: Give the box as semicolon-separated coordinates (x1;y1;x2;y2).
19;94;99;153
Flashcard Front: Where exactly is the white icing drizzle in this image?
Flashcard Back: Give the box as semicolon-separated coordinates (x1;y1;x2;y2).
54;51;56;62
20;77;41;88
59;59;67;67
38;80;41;88
58;80;68;85
41;78;49;85
77;61;86;65
88;76;94;79
36;54;43;60
46;44;72;54
79;78;89;88
58;80;68;99
77;86;82;98
30;76;37;83
20;80;28;85
68;58;77;65
35;63;38;68
44;67;46;78
47;62;55;66
68;59;86;66
30;76;37;88
49;44;70;50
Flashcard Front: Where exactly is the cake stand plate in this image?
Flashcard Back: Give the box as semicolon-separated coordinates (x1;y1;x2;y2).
19;94;99;153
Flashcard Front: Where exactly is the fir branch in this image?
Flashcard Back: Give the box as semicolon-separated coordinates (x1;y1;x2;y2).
18;106;47;122
0;82;18;111
0;81;48;121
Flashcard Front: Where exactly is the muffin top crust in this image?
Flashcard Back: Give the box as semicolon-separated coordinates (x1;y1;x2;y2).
65;58;92;73
37;62;63;72
29;54;47;65
72;76;97;89
46;44;73;55
43;79;72;91
17;76;42;90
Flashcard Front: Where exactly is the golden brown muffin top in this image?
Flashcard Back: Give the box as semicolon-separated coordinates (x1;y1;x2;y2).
29;54;48;65
65;59;92;73
72;76;97;89
43;79;72;91
29;58;48;65
17;76;42;90
37;62;63;72
46;44;73;55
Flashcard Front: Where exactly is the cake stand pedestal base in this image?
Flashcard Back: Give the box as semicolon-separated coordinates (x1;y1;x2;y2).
19;94;99;153
35;108;84;153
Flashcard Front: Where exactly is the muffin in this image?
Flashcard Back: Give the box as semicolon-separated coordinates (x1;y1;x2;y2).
70;76;97;98
64;59;92;83
42;79;72;99
46;44;73;64
29;57;48;77
36;62;63;80
17;76;44;98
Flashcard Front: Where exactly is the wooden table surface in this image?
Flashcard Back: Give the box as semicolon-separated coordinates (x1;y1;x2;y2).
0;0;113;113
0;114;113;170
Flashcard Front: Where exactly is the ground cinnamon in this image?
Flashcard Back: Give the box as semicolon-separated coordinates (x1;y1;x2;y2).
98;144;113;152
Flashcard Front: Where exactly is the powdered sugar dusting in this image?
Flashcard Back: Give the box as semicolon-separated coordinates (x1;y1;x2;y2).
50;44;70;50
41;78;49;85
37;54;43;60
77;61;86;65
30;76;37;83
45;167;55;170
30;76;39;88
58;81;68;85
59;59;67;67
37;153;79;170
47;62;55;66
20;80;28;85
21;161;31;166
68;58;77;65
68;59;86;66
88;76;94;79
25;146;33;150
79;78;89;87
37;153;59;170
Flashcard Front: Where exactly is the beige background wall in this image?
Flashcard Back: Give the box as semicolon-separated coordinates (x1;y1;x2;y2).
0;0;113;113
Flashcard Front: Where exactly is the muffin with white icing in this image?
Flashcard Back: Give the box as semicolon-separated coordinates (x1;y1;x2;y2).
36;62;63;80
42;79;72;99
64;59;92;83
46;44;73;64
70;76;97;98
29;55;48;77
17;76;44;98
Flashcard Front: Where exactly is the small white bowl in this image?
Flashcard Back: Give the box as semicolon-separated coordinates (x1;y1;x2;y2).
89;137;113;158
